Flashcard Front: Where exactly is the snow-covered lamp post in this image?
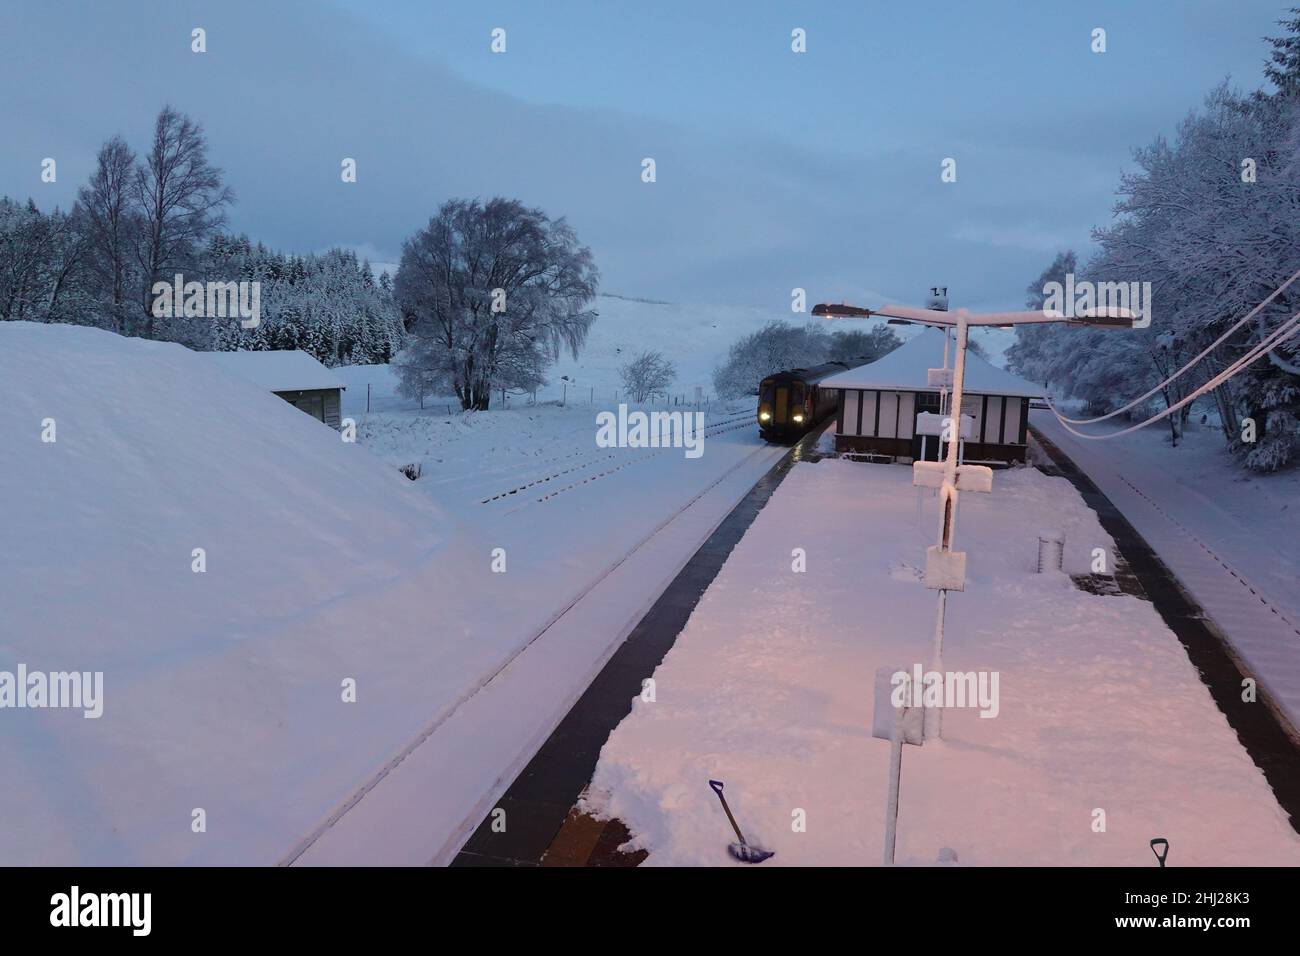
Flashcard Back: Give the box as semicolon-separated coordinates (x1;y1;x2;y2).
813;299;1135;740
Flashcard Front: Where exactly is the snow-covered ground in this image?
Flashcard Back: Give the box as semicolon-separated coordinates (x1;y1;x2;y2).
585;459;1300;865
1033;412;1300;734
8;309;1289;868
0;321;782;865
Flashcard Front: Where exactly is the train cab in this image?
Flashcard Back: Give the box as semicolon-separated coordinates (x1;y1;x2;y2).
757;362;847;442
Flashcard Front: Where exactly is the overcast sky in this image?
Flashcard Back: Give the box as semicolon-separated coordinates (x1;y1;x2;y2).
2;0;1291;311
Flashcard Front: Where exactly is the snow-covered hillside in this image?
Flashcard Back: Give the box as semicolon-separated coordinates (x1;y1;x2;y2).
335;292;1010;413
551;294;801;399
558;293;1014;391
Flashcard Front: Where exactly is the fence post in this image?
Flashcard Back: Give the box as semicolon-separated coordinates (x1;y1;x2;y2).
367;382;371;413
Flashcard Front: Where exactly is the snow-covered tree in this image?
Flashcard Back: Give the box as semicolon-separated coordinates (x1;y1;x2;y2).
394;198;599;410
712;321;831;398
1006;250;1077;387
0;198;93;326
1011;70;1300;463
207;239;404;366
619;350;677;402
1264;6;1300;100
827;325;902;365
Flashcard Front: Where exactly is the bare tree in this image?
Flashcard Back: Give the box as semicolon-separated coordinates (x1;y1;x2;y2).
78;136;137;334
620;350;677;403
395;197;599;410
132;106;233;338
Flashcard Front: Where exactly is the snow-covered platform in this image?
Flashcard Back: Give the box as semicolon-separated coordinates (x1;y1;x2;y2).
1032;411;1300;735
585;457;1300;865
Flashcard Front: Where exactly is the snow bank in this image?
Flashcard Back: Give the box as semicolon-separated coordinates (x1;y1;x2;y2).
586;460;1300;865
0;322;444;863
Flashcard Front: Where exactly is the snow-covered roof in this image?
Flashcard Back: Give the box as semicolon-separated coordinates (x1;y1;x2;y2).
206;349;346;392
820;328;1044;398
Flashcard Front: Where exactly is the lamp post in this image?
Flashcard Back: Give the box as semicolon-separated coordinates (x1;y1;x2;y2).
813;298;1135;739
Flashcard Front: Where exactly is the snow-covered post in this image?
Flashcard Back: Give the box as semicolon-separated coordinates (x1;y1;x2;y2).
884;718;905;865
940;327;952;416
925;309;970;740
875;665;923;865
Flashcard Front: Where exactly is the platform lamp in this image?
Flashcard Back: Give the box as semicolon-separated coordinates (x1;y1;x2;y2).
813;299;1136;739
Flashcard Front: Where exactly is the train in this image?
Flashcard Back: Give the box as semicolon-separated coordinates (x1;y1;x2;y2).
757;362;849;442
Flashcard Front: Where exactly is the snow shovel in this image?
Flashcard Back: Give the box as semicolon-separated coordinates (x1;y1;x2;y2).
1150;838;1169;867
708;779;774;863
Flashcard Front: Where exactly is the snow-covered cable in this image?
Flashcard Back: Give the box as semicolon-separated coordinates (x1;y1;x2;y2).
1047;309;1300;440
1053;264;1300;425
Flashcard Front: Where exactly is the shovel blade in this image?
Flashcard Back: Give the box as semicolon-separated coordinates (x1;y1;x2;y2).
728;842;775;864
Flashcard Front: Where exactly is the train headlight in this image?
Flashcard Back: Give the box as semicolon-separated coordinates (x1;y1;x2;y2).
792;413;804;423
759;411;771;421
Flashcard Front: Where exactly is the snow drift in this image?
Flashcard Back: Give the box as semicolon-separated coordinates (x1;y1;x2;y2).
0;323;445;864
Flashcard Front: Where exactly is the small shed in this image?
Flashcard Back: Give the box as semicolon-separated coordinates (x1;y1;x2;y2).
819;329;1044;465
207;350;346;428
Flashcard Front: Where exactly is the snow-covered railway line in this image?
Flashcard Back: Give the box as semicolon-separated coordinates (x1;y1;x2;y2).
417;411;755;504
478;412;755;507
426;440;610;493
512;420;755;511
283;436;784;867
1114;473;1300;641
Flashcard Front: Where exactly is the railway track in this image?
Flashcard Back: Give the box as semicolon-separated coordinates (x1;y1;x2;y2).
278;436;779;867
481;412;755;508
421;411;754;503
518;419;754;510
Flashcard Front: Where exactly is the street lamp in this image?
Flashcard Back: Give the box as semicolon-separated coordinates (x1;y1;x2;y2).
813;298;1135;739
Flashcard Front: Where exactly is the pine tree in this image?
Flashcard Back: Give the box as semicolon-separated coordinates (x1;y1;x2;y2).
1265;7;1300;100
